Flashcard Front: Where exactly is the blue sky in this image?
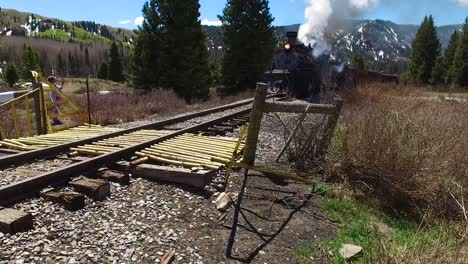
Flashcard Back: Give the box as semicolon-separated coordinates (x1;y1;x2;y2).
1;0;467;28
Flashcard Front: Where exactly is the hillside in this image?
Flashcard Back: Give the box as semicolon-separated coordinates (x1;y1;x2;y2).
0;8;135;44
208;20;463;63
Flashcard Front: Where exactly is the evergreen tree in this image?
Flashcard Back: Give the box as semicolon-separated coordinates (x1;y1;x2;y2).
407;15;441;84
159;0;210;102
108;42;125;82
219;0;276;94
84;47;90;75
97;62;108;80
21;45;41;79
452;19;468;87
349;53;368;71
131;0;164;89
56;53;66;76
430;55;446;84
3;64;19;87
444;30;460;84
69;49;81;76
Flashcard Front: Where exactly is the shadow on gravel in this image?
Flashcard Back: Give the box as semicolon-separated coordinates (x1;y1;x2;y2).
225;170;314;263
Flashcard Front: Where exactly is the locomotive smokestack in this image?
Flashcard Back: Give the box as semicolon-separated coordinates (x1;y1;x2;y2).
286;31;298;44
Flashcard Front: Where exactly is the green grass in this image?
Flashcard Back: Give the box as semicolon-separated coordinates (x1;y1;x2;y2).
295;193;463;264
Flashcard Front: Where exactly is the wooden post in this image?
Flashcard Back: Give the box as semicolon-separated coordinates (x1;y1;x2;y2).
33;89;42;135
39;86;48;135
319;98;344;156
243;82;268;165
86;76;92;125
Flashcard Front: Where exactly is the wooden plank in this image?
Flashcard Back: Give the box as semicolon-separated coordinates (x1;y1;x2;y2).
0;97;255;169
131;164;215;188
161;250;176;264
0;208;33;234
264;101;337;114
0;108;253;206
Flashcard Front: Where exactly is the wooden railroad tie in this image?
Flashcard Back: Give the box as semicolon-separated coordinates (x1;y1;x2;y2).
40;188;85;211
0;207;34;234
69;177;111;201
101;170;130;185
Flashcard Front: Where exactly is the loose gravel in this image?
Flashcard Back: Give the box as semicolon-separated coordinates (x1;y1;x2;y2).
0;101;337;264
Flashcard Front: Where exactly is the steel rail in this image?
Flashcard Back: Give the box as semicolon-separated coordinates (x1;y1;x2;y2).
0;108;252;206
0;97;255;169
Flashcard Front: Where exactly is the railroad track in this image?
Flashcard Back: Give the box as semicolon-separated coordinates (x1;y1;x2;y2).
0;99;257;212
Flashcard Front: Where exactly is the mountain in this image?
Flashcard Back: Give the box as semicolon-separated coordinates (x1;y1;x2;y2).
0;8;134;78
207;19;463;63
0;7;463;76
0;8;135;44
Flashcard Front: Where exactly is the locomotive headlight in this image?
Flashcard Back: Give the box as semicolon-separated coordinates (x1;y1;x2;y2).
284;43;291;50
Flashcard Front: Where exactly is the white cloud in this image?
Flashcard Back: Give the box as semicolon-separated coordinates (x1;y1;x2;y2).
134;16;144;26
119;20;131;25
455;0;468;6
201;19;222;26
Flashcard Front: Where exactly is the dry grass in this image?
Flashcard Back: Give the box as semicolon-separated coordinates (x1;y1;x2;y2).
329;83;468;221
68;89;254;126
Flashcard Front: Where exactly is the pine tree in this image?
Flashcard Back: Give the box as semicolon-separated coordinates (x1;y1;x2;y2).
407;15;441;84
21;45;41;79
84;47;90;75
56;53;66;76
219;0;276;94
430;55;446;84
3;64;19;87
159;0;210;102
444;31;460;84
108;42;125;82
131;0;164;89
97;63;108;80
452;19;468;87
349;53;368;71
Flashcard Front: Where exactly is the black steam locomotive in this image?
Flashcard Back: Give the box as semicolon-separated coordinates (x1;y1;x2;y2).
265;31;355;102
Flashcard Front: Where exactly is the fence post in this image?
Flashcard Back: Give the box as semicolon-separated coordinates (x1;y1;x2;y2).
86;76;92;125
243;82;268;165
319;98;344;157
33;89;43;135
39;86;48;135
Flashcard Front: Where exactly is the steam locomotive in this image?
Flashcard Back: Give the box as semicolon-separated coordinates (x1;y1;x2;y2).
264;31;355;102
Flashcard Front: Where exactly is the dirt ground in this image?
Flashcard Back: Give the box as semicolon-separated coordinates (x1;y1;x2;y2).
198;170;337;263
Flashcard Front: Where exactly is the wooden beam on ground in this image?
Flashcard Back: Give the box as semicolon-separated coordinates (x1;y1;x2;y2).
264;101;338;115
161;250;176;264
131;164;215;188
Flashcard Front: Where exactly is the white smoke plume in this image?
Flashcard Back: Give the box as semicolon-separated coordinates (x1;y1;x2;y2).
299;0;379;56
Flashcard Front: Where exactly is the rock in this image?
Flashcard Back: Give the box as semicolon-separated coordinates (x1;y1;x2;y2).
215;193;232;212
339;244;362;259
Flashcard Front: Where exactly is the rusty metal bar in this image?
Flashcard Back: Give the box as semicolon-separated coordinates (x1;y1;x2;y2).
0;108;251;206
0;97;255;169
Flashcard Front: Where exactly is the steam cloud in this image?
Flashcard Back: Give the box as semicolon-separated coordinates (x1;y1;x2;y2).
298;0;379;55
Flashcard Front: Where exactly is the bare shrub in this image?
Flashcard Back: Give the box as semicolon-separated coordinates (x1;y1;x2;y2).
69;89;254;126
329;84;468;220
